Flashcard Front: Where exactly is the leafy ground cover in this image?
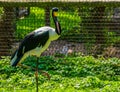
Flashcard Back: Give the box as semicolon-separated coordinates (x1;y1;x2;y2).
0;55;120;92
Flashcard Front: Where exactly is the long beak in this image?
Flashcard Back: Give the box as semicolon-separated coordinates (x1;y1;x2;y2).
56;21;61;35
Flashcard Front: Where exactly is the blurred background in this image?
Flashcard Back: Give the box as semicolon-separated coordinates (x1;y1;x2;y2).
0;3;120;58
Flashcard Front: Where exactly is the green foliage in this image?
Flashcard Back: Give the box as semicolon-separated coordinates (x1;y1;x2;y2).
16;7;80;39
0;55;120;92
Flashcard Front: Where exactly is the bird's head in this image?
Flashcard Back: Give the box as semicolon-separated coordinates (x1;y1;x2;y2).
52;7;61;35
52;7;58;18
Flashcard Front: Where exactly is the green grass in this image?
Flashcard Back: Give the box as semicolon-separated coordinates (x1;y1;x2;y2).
0;55;120;92
16;7;80;39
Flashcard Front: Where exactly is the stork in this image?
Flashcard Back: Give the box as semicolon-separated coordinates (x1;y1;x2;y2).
11;7;61;78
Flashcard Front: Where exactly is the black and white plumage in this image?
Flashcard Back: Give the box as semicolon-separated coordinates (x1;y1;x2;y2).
11;7;61;66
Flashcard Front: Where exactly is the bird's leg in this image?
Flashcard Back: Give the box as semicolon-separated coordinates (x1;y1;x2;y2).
35;57;39;92
17;63;34;70
29;55;50;80
35;57;50;80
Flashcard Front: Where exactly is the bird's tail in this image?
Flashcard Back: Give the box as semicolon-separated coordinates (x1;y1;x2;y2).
11;50;22;66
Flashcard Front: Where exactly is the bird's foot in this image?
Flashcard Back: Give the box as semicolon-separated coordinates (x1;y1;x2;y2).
35;70;50;80
31;68;51;80
32;68;51;80
39;70;50;80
